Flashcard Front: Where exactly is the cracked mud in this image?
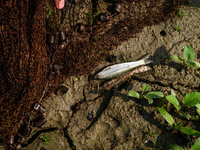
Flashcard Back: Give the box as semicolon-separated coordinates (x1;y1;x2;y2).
1;3;199;150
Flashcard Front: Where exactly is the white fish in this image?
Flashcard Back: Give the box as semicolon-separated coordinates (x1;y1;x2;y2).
94;54;153;80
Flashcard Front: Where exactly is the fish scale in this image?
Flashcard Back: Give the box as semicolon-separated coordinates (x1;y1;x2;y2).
95;54;153;80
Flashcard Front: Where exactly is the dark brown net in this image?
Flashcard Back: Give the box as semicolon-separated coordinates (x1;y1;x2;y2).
0;0;187;148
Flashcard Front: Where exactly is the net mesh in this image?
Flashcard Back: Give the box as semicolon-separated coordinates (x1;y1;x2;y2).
0;0;187;147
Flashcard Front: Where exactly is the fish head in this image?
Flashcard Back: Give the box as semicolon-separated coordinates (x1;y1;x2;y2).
94;72;104;79
94;74;101;80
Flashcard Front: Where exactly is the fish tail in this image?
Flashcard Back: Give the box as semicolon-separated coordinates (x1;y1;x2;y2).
141;54;153;65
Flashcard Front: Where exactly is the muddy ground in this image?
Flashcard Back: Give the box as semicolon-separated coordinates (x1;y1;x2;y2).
1;0;200;150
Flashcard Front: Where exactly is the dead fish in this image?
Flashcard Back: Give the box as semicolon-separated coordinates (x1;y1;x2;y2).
104;65;152;90
94;54;153;80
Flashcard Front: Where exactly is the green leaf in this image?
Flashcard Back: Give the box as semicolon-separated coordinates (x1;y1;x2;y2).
94;11;101;18
177;126;200;136
179;111;199;120
183;45;194;61
121;53;127;62
166;95;181;111
85;12;93;25
192;137;200;150
145;92;165;99
171;89;177;98
195;103;200;115
157;107;174;126
167;55;183;63
127;91;140;99
168;144;184;150
183;92;200;106
143;95;153;104
185;61;196;68
142;83;150;92
196;108;200;116
189;115;199;120
174;121;181;129
193;61;200;68
179;111;187;119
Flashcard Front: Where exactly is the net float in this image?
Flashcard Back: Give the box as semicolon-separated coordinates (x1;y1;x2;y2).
34;118;47;127
15;143;22;150
59;31;66;41
59;41;68;50
48;34;55;44
85;25;92;32
21;127;32;137
18;137;26;144
9;135;15;145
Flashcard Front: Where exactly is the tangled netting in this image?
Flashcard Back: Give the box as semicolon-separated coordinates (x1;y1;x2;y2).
0;0;187;147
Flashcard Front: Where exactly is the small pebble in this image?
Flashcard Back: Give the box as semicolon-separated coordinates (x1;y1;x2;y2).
144;140;149;144
72;103;80;113
87;111;94;121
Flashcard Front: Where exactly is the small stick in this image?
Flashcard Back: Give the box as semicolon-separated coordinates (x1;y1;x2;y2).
103;66;152;90
38;80;49;104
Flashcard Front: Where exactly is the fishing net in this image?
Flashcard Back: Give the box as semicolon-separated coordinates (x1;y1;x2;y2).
0;0;187;148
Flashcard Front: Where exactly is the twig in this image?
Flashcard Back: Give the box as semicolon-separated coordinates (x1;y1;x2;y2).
38;80;49;104
103;66;152;90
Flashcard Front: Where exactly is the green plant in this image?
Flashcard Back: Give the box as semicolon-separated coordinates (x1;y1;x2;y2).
85;11;101;25
155;90;200;149
166;90;200;119
154;138;160;150
174;25;180;31
69;49;72;55
177;8;187;17
157;90;200;130
46;2;56;19
168;136;200;150
147;127;158;138
121;53;127;62
46;2;58;32
168;45;200;69
127;83;165;104
71;144;76;150
40;135;55;148
157;106;200;135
